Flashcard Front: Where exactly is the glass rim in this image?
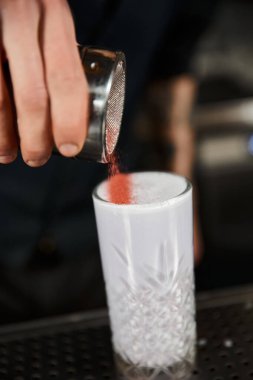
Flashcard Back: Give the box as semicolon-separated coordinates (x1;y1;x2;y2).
92;171;192;208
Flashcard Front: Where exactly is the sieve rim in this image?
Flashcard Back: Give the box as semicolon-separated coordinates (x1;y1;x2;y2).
77;47;126;163
92;171;192;208
102;52;126;162
104;59;125;158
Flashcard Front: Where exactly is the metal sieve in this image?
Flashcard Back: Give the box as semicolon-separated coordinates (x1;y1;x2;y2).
5;47;125;163
77;47;126;163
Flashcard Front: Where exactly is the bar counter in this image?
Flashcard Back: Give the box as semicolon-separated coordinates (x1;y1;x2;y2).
0;285;253;379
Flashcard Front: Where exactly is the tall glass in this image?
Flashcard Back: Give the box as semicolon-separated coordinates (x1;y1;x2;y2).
93;172;196;379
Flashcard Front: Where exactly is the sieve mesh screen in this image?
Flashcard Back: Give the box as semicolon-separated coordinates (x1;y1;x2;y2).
105;60;125;156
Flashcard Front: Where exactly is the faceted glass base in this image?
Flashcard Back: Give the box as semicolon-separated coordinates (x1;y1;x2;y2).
115;353;195;380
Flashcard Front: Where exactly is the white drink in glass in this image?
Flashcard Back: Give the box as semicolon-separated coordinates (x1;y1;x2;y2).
93;172;196;378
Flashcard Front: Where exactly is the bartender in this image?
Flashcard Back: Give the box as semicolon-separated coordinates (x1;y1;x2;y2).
0;0;216;322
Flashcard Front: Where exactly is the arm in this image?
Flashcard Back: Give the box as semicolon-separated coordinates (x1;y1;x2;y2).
166;74;196;179
165;74;203;264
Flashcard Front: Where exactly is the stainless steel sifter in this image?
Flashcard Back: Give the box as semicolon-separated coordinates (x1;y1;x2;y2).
76;47;126;163
5;46;125;163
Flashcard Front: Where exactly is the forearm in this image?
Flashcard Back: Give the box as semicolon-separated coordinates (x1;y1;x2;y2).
166;75;203;262
166;75;197;179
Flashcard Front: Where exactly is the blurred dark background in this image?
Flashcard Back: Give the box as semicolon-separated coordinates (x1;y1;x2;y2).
133;0;253;290
186;0;253;290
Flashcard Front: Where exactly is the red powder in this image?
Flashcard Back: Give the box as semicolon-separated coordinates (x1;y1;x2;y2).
108;152;120;177
108;173;132;204
107;153;132;204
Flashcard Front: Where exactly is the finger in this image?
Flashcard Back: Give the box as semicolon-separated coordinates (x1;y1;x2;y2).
1;0;52;167
0;56;17;163
42;0;89;157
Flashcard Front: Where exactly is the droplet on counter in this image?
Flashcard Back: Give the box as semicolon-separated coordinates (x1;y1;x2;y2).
198;338;207;347
223;339;233;348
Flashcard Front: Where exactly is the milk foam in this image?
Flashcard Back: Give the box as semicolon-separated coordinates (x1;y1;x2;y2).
98;172;188;205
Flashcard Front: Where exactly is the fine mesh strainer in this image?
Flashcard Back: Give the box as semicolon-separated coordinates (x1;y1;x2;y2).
77;47;126;163
3;47;125;163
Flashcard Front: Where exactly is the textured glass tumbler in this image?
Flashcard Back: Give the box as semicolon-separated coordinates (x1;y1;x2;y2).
93;172;196;379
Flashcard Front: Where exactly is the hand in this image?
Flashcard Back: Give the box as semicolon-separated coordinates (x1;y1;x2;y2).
0;0;89;166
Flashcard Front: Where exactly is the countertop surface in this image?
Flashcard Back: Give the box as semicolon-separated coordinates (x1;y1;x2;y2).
0;285;253;379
